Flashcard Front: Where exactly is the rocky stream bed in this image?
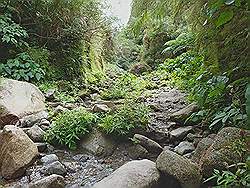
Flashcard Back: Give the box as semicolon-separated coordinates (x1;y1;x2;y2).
0;79;249;188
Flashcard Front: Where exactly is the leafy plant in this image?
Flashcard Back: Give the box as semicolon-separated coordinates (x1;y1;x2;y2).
39;81;79;103
204;159;250;187
209;105;246;130
44;108;96;150
0;14;28;47
0;52;45;82
101;72;153;100
99;100;150;136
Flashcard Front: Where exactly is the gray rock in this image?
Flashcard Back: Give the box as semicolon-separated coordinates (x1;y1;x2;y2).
156;149;202;188
41;161;66;176
133;134;163;154
27;125;45;142
0;78;46;127
128;145;149;159
198;127;249;177
170;126;193;140
174;141;195;155
29;174;65;188
19;111;48;128
45;89;56;101
40;119;50;127
91;104;110;113
35;142;47;152
80;129;116;157
41;154;59;165
170;103;199;123
93;159;161;188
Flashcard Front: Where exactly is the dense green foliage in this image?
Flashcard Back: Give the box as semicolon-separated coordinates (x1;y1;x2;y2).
100;100;150;136
0;0;114;81
44;108;96;149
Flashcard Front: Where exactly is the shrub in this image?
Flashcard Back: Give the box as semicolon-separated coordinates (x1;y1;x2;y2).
0;52;45;82
44;108;96;149
99;100;150;136
204;161;250;187
100;72;153;100
39;81;80;103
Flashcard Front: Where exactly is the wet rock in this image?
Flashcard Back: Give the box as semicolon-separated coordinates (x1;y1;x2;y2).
27;125;45;142
45;89;56;101
91;104;110;113
174;141;195;155
93;159;160;188
170;126;193;140
133;134;163;155
79;129;116;157
170;103;198;123
29;174;65;188
0;125;38;179
198;127;249;177
156;149;202;188
128;144;149;159
0;78;45;127
35;142;48;152
41;161;67;176
41;154;59;165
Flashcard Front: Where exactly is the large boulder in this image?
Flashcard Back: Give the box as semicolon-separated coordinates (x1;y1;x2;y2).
0;125;38;179
93;159;161;188
0;79;45;127
79;128;116;157
198;127;249;177
156;149;202;188
29;174;65;188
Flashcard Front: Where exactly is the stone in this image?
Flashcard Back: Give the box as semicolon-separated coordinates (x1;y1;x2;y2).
170;126;193;140
198;127;249;177
41;161;67;176
156;149;202;188
93;159;161;188
133;134;163;154
19;111;48;128
29;174;65;188
91;104;110;113
0;79;45;127
40;119;51;127
191;137;214;164
80;129;116;157
128;145;149;159
40;154;59;165
44;89;56;101
0;125;38;179
53;105;68;116
35;143;48;152
174;141;195;155
170;103;199;123
27;125;45;142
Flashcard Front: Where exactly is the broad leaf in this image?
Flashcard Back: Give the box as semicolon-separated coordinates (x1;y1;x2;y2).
215;10;234;27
